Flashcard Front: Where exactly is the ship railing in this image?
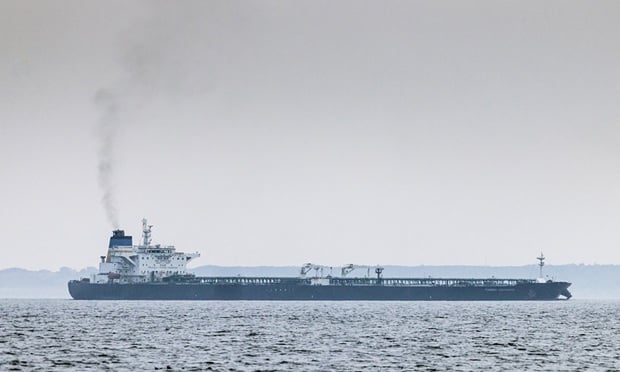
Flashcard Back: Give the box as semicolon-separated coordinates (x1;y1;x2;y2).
370;278;533;287
192;277;311;285
337;278;537;287
184;276;536;287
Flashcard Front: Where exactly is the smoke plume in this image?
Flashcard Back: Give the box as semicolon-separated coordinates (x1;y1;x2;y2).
90;6;196;229
94;88;120;229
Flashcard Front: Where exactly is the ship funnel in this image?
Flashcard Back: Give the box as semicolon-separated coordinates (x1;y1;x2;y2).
109;229;133;248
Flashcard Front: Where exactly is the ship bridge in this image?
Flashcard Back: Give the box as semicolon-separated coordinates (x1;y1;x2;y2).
95;219;200;283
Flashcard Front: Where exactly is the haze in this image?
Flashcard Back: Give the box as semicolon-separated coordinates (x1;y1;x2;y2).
1;1;619;270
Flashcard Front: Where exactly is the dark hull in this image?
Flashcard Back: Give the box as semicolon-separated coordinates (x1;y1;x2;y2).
68;280;571;301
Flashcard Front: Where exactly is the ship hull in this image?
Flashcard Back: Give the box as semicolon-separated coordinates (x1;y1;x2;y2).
68;280;571;301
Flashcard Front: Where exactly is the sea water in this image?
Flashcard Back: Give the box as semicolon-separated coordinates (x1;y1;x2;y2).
0;299;618;371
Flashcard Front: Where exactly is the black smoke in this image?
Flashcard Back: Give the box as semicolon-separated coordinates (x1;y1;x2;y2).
94;88;120;229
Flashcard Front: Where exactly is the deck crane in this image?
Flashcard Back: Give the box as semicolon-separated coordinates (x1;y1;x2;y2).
340;264;385;279
300;263;332;278
341;264;355;277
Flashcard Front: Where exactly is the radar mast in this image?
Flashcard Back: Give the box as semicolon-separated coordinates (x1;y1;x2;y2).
537;252;545;279
142;218;153;246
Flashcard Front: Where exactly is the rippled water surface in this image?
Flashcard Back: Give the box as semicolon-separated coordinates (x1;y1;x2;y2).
1;300;619;371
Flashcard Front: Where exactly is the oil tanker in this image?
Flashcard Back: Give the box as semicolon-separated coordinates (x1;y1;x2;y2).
68;219;572;301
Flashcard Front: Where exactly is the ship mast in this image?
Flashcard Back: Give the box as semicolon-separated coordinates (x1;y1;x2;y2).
537;252;545;279
142;218;153;246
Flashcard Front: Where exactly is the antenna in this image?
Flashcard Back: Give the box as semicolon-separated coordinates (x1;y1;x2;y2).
142;218;153;246
375;266;384;280
537;252;545;278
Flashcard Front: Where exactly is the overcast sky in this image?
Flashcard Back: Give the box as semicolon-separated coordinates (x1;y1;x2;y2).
1;1;619;270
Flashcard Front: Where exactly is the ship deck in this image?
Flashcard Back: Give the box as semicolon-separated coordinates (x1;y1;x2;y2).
170;276;540;287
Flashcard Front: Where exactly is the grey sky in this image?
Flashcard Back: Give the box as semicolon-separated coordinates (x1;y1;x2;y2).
1;1;619;270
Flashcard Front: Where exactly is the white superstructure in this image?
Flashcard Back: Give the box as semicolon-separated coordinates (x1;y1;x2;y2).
94;219;200;283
